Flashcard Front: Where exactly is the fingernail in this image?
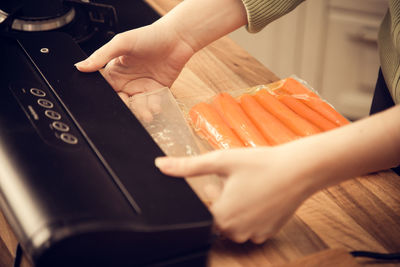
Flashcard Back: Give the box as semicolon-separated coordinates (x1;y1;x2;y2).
154;157;169;169
74;60;89;68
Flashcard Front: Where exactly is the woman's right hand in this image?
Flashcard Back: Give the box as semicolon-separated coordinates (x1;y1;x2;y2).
74;0;247;120
75;21;196;121
75;0;247;98
75;21;195;96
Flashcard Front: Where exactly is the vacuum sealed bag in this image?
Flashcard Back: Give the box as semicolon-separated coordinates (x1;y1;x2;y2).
125;77;350;155
185;77;350;151
122;77;349;205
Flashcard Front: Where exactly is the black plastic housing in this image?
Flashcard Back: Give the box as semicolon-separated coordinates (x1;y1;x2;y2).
0;32;213;266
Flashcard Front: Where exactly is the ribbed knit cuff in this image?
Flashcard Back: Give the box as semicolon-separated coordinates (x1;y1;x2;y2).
379;11;400;104
241;0;305;33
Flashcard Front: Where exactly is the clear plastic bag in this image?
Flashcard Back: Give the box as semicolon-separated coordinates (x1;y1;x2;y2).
122;78;348;206
128;87;200;157
125;87;222;205
182;76;350;151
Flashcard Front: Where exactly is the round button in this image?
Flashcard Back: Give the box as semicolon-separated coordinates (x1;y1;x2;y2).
40;48;49;54
45;110;61;120
60;133;78;145
30;88;46;97
52;121;69;132
37;99;54;108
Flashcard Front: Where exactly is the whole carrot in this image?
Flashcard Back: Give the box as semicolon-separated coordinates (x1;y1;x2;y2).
275;77;319;98
300;97;350;126
239;94;298;145
212;92;269;147
275;77;350;126
277;95;338;131
189;102;244;149
254;90;321;136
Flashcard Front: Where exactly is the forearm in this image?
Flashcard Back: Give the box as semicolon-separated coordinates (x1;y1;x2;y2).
296;105;400;193
156;0;248;52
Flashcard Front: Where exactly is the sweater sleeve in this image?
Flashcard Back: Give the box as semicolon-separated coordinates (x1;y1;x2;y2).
378;1;400;104
241;0;305;33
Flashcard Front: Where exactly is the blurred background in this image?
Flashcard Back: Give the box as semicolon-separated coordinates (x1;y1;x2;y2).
229;0;388;120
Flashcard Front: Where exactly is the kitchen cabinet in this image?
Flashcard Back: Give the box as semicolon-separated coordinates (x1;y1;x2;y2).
229;0;388;119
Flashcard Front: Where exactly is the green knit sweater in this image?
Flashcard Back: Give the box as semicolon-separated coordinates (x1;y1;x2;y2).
241;0;400;104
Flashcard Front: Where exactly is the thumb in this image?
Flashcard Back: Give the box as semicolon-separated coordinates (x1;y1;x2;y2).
154;152;230;177
75;34;130;72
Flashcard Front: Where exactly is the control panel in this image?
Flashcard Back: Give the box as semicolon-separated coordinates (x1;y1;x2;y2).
10;81;80;148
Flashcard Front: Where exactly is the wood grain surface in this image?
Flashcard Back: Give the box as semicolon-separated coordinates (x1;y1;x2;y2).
146;1;400;266
0;1;399;267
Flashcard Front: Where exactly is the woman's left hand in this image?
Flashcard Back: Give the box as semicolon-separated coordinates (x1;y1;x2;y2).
155;145;317;244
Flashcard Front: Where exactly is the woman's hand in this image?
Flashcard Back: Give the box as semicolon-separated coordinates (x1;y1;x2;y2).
155;145;317;244
75;0;247;96
75;0;247;120
75;21;195;121
155;105;400;244
75;22;195;96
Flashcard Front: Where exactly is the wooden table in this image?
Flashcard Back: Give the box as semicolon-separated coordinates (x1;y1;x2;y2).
146;1;400;266
1;1;399;266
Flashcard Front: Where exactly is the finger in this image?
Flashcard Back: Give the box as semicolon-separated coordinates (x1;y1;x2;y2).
99;57;123;91
122;78;164;96
211;209;252;244
213;222;250;244
204;183;222;200
75;33;130;72
127;80;164;123
130;95;154;123
118;92;130;106
154;151;231;177
250;234;270;244
147;94;162;115
129;94;162;122
226;234;249;244
204;183;223;203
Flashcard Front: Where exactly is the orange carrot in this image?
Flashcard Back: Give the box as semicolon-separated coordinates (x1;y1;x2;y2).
212;92;269;147
239;94;298;145
189;102;244;149
275;77;319;98
300;97;350;126
254;90;321;136
275;77;350;126
277;95;338;131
